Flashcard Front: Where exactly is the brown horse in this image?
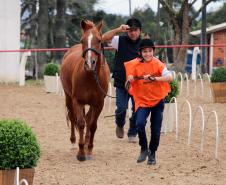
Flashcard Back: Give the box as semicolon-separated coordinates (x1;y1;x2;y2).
60;20;110;161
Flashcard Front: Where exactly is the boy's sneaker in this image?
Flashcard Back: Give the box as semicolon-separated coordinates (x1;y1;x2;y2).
128;136;137;143
137;149;148;163
116;126;124;138
147;151;156;165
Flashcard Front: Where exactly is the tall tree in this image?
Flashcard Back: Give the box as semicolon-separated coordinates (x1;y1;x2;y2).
55;0;66;64
159;0;220;72
207;2;226;24
37;0;49;77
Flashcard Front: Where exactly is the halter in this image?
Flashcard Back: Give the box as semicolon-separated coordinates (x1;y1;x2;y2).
82;47;101;58
82;42;105;58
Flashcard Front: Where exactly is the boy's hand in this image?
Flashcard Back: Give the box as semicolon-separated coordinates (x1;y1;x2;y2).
128;75;134;82
125;75;134;90
144;74;156;82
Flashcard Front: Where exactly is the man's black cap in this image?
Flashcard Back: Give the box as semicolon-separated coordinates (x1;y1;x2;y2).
126;17;142;29
139;39;155;51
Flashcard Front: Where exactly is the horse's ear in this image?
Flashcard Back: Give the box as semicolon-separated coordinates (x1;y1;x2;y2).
96;20;103;32
81;20;87;31
81;19;93;32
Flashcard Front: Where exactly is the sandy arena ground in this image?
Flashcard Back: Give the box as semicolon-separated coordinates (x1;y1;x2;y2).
0;81;225;185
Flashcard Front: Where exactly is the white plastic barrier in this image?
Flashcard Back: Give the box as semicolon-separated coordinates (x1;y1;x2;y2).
191;105;205;152
177;72;183;95
172;71;176;80
14;167;29;185
178;99;192;141
191;47;200;80
162;97;178;134
184;73;189;96
19;51;31;86
197;73;204;96
205;110;219;159
55;73;64;96
203;73;213;100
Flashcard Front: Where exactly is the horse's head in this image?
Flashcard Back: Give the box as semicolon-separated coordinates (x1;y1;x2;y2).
80;20;103;72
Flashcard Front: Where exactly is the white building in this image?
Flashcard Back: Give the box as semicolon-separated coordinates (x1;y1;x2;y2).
0;1;20;82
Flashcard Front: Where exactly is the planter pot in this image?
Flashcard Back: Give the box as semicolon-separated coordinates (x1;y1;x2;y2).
0;168;35;185
44;75;56;93
211;82;226;103
162;103;175;133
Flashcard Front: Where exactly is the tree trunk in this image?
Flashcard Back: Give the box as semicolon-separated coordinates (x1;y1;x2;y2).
159;0;216;72
37;0;49;78
30;0;38;79
172;1;190;72
54;0;66;64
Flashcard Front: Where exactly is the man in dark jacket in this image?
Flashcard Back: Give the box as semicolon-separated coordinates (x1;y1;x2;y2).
102;18;142;143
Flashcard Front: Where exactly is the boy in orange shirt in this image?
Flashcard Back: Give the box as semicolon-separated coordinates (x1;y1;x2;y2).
124;39;173;165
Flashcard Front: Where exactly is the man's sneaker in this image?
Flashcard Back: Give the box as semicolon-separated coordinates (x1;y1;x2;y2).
137;149;148;163
147;151;156;165
116;126;124;138
128;136;137;143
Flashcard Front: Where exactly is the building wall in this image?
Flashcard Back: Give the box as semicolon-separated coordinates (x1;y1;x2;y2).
212;29;226;68
0;0;20;82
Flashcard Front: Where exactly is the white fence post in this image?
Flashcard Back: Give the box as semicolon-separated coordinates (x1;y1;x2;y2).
19;51;31;86
191;47;199;80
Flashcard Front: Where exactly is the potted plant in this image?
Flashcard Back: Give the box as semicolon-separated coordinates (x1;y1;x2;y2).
210;67;226;103
0;119;40;185
162;79;180;133
43;62;60;93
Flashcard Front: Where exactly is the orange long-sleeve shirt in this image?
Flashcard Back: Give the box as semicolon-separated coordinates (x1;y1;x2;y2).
124;57;171;111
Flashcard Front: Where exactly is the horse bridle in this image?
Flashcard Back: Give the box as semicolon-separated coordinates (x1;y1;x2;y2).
82;43;104;58
82;48;101;58
82;42;116;99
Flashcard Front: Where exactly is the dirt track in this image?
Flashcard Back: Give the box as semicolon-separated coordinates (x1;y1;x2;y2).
0;83;225;185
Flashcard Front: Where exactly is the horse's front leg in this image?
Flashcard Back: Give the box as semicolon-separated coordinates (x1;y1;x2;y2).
73;100;86;161
86;101;104;160
85;108;92;146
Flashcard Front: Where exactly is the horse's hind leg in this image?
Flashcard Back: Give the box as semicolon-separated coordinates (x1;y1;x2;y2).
65;94;76;145
86;102;104;160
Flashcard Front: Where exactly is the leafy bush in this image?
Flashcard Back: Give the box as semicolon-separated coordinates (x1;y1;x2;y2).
0;119;40;169
210;67;226;82
43;63;60;76
165;80;179;103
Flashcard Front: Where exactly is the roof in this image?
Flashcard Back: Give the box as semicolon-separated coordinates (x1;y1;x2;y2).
190;22;226;36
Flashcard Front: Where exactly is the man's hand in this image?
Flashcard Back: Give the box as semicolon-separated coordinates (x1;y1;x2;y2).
119;24;130;32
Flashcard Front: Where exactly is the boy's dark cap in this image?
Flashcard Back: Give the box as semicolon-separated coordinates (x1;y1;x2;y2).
126;18;142;29
139;39;155;51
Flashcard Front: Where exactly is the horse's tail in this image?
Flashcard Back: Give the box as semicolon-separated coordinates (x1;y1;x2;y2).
65;104;70;128
64;102;78;130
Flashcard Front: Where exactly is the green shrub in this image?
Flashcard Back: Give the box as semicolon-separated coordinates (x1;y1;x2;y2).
210;67;226;82
43;63;60;76
165;80;179;103
0;119;40;169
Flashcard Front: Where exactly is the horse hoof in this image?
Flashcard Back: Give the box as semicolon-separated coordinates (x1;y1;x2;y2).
77;155;86;161
86;155;94;160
